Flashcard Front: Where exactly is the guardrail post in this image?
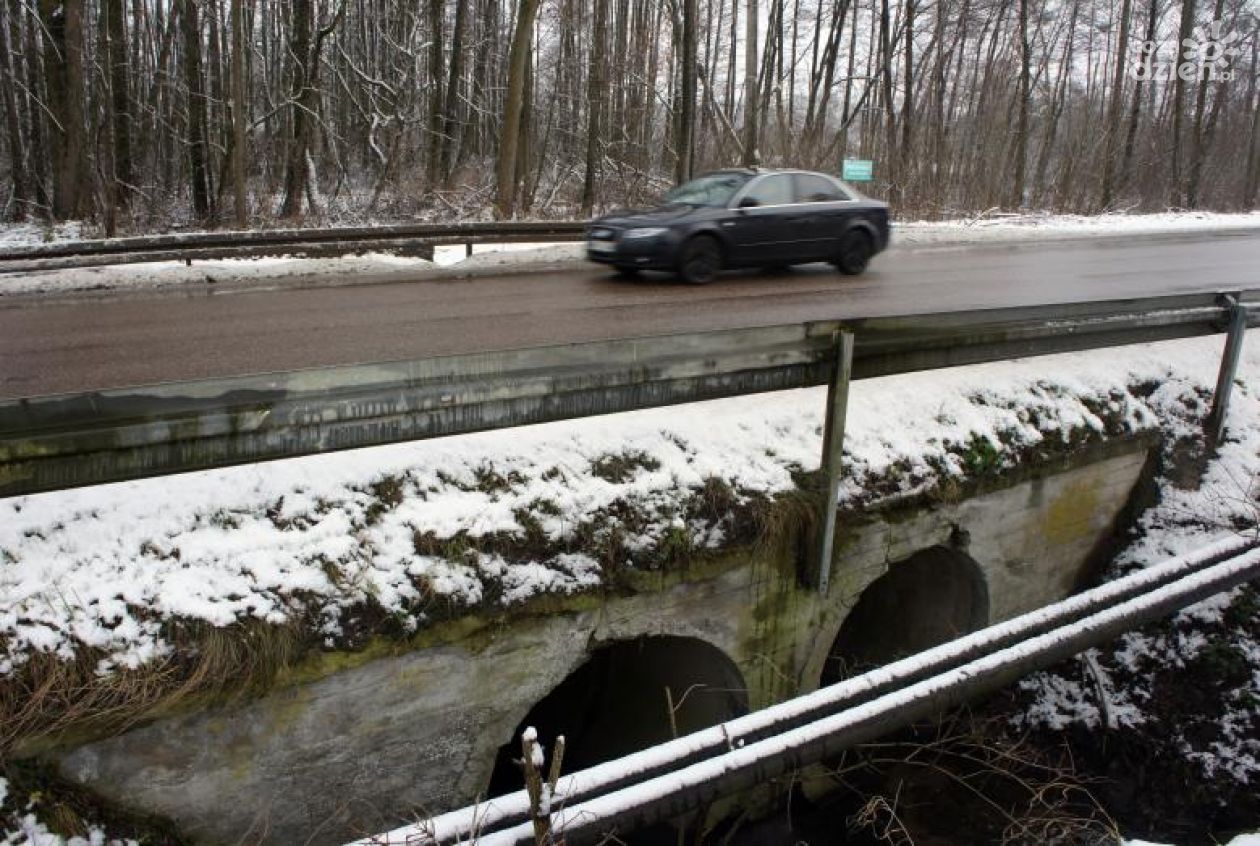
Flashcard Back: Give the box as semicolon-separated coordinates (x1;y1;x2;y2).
816;331;854;595
1206;295;1248;447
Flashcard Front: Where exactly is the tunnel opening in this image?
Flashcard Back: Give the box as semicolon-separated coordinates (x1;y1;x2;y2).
821;545;989;685
486;635;749;803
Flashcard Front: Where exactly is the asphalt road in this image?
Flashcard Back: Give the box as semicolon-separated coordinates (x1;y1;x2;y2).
2;230;1258;399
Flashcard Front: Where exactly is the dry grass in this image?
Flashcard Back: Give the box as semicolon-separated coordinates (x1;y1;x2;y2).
0;476;824;760
0;431;1099;769
0;619;309;757
823;711;1122;845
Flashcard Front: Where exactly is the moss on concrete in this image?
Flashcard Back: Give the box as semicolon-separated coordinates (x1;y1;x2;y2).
2;427;1154;769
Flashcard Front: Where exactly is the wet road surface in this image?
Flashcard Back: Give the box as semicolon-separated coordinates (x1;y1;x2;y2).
1;229;1257;398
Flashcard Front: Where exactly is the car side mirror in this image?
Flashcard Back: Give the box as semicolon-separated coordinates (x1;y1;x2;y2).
737;197;760;209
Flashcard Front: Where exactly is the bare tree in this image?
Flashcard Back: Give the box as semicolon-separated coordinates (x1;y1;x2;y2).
1246;19;1260;207
677;0;699;182
582;0;608;211
438;0;470;183
0;0;28;220
741;0;758;165
1169;0;1197;206
280;0;345;217
1010;0;1032;208
230;0;248;226
1099;0;1134;209
106;0;133;210
495;0;541;217
41;0;90;220
426;0;444;184
1;0;1257;229
182;0;212;219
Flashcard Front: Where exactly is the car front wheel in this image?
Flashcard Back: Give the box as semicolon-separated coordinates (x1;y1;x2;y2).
678;236;722;284
834;230;873;275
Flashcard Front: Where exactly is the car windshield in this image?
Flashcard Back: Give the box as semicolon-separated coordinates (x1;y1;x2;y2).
663;172;751;207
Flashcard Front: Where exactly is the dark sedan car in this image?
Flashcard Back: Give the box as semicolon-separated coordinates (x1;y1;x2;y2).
586;168;890;283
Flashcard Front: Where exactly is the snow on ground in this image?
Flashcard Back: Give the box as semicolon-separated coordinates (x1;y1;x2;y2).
2;211;1257;296
0;222;88;249
1009;330;1260;799
0;243;586;296
431;241;576;267
0;777;137;846
893;210;1260;246
0;252;438;297
1127;837;1260;846
2;331;1255;681
0;321;1256;845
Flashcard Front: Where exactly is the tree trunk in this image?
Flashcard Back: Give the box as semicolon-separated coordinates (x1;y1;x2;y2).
900;0;917;207
1185;0;1224;208
839;0;859;160
494;0;541;218
642;0;662;165
582;0;608;212
1245;23;1260;208
741;0;758;165
1009;0;1031;208
280;0;313;217
25;2;50;214
806;0;849;155
879;0;896;184
426;0;444;185
182;0;212;219
230;0;247;226
0;0;28;219
439;0;469;184
675;0;698;182
106;0;132;208
1169;0;1196;205
42;0;89;219
1098;0;1132;209
726;0;738;118
1118;0;1159;202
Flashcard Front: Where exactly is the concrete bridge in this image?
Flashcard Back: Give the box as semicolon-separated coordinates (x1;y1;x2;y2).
48;436;1151;844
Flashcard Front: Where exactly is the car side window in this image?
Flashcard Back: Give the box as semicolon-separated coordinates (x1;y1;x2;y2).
739;174;793;207
794;174;848;203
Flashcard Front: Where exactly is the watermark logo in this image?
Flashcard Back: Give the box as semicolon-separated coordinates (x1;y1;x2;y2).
1130;19;1242;81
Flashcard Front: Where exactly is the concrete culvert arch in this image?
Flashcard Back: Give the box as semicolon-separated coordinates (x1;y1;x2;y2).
486;635;749;799
821;545;989;685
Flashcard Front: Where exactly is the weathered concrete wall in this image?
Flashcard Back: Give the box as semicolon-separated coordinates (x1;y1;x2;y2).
54;440;1150;844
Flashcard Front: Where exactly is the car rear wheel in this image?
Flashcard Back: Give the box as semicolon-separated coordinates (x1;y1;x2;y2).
834;230;873;275
678;236;722;284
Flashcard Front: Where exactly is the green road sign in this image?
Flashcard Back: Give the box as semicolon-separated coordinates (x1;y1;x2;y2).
842;159;874;181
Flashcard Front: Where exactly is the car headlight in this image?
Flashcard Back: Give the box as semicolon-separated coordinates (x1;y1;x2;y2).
623;227;668;239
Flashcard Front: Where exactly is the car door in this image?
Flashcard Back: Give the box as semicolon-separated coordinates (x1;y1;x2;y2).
791;173;851;261
723;174;795;266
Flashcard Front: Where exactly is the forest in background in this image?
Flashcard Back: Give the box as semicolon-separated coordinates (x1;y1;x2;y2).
0;0;1257;233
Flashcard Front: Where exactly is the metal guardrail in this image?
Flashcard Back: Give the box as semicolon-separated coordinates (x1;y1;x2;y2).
0;221;588;273
4;219;1258;275
0;290;1255;498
